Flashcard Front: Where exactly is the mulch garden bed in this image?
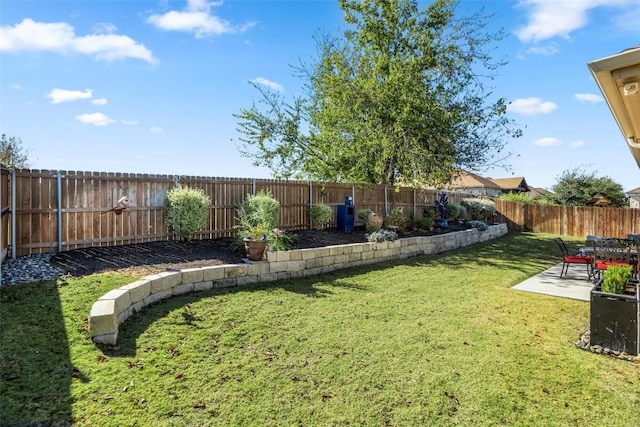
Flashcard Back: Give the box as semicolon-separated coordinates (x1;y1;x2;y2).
50;224;472;278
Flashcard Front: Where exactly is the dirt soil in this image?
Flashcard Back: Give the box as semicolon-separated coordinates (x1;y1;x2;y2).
50;224;471;278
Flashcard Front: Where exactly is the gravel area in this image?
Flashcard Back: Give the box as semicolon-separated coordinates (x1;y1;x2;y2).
1;253;64;286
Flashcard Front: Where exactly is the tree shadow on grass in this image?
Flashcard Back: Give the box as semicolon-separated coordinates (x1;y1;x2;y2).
0;281;73;426
99;273;371;357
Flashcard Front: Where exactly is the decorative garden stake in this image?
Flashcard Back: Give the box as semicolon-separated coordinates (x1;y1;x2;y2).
435;191;449;229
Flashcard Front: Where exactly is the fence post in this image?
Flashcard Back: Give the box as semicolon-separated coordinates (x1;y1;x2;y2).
56;171;63;253
252;178;256;196
10;169;16;259
308;182;313;230
384;185;388;216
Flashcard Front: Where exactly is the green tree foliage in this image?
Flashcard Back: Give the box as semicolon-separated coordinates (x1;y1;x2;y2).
234;0;521;186
550;168;627;207
164;185;211;240
0;134;30;168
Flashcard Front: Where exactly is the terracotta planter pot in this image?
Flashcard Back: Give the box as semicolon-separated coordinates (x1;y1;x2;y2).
245;239;268;261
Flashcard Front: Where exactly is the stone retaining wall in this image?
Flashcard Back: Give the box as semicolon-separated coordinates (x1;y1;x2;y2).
89;224;508;345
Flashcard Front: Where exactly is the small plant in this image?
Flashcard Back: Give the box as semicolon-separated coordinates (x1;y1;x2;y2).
310;203;332;230
358;209;373;221
246;222;270;240
268;228;294;251
419;208;436;230
164;185;211;240
447;202;461;221
387;207;409;231
468;220;489;231
366;229;399;242
236;190;280;244
601;265;633;294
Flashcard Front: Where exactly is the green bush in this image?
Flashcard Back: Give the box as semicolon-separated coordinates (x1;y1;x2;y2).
499;192;538;204
236;190;281;242
602;265;633;294
165;185;211;240
420;208;436;230
387;207;409;231
461;198;496;222
357;209;373;221
447;202;461;221
310;203;332;230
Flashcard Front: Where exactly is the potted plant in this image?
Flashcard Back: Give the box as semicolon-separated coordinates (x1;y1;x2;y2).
590;265;639;355
244;222;270;261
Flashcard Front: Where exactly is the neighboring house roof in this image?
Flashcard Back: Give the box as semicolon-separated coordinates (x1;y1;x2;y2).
445;170;501;192
489;177;530;192
588;46;640;168
625;186;640;195
527;186;553;200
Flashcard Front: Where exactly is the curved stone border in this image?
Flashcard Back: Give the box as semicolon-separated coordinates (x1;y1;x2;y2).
89;224;508;345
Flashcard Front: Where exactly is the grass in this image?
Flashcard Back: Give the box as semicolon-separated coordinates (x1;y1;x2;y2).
1;231;639;426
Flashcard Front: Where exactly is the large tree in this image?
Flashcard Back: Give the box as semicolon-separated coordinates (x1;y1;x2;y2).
0;134;30;168
550;168;627;207
234;0;521;186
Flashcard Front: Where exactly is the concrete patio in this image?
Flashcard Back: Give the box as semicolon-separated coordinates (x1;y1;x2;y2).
512;263;594;301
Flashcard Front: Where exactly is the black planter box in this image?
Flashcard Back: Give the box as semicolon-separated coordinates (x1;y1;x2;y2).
590;279;639;356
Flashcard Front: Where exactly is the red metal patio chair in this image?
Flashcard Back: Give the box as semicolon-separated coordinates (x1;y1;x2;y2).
553;237;592;278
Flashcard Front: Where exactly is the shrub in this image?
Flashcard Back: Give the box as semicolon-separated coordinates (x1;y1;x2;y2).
461;198;495;222
357;209;373;221
447;202;461;221
419;208;436;230
457;204;467;221
499;192;538;204
468;220;489;231
310;203;332;230
236;190;281;242
366;229;399;242
602;265;633;294
165;185;211;240
387;207;409;231
268;228;294;251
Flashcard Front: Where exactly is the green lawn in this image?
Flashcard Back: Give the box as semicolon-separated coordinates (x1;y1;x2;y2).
1;232;639;426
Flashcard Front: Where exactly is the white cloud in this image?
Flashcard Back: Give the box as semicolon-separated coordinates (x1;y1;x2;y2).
250;77;284;92
534;137;562;147
91;98;108;105
508;97;558;116
122;119;139;125
574;93;603;103
149;126;164;133
92;22;117;34
0;18;156;63
515;0;631;43
10;83;22;89
47;88;93;104
523;43;559;56
570;140;585;148
147;0;256;38
76;112;115;126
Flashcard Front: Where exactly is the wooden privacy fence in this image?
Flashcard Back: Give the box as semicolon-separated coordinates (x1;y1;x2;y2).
7;168;474;258
495;199;640;238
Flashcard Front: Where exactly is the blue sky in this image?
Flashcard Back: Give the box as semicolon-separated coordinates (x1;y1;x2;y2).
1;0;639;192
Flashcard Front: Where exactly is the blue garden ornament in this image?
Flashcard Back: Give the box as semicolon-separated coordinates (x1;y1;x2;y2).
435;191;449;229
